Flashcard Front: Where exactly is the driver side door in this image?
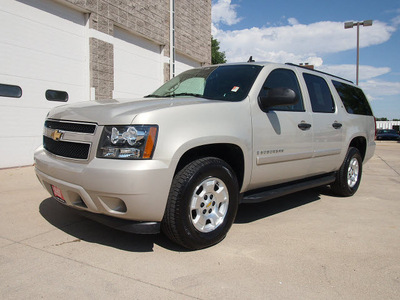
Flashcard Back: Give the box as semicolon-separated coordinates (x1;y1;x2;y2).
250;68;314;189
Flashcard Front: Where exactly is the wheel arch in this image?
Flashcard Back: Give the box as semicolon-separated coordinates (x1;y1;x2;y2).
349;136;367;161
175;143;245;190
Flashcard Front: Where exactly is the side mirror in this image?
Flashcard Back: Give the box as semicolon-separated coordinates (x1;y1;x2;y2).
258;88;298;112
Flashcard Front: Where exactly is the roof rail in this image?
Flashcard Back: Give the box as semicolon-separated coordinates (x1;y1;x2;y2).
285;63;353;84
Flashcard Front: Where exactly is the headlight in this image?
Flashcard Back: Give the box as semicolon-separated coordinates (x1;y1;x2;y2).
97;125;158;159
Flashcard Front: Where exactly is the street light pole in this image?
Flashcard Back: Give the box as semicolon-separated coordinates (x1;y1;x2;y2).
356;22;360;85
344;20;373;85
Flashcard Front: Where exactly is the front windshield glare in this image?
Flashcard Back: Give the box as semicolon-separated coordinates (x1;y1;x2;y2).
147;65;263;101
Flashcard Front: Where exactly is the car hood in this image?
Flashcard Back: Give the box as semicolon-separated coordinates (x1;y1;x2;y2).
47;97;219;125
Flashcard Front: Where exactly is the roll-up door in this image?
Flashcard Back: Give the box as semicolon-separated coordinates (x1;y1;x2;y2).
113;27;162;99
0;0;88;168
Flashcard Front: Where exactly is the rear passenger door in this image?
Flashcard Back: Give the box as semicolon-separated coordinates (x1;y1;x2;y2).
302;73;343;173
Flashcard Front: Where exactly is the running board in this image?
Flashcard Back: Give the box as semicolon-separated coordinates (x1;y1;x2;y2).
242;173;336;204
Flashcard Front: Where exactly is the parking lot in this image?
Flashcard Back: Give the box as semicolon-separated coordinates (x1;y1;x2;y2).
1;141;399;299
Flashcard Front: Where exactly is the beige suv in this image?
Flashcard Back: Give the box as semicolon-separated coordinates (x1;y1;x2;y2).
34;62;376;249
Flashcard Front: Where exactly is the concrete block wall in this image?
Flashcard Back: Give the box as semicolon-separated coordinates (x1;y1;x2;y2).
63;0;211;99
175;0;211;64
89;38;114;99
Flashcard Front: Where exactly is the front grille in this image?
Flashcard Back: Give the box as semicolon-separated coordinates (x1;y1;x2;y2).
45;120;96;134
44;136;90;159
43;120;97;160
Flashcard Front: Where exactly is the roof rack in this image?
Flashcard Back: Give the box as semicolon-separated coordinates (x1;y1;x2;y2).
285;63;353;84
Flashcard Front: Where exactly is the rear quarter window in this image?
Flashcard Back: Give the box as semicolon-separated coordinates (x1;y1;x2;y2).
332;80;373;116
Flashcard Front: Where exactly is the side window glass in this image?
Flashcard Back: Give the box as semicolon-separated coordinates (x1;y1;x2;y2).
259;68;304;111
0;83;22;98
46;89;68;102
332;80;373;115
303;73;335;113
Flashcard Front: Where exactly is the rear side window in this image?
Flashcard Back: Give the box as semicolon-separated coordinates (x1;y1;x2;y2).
332;80;373;116
303;73;335;113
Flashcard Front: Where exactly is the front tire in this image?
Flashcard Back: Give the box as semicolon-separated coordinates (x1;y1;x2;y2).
162;157;239;250
331;147;363;197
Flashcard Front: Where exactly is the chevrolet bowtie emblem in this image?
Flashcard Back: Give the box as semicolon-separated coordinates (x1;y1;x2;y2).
51;130;63;141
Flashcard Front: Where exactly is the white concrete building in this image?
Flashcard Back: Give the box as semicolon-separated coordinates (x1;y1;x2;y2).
0;0;211;168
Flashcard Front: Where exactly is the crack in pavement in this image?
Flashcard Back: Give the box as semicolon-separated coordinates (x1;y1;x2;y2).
377;155;400;176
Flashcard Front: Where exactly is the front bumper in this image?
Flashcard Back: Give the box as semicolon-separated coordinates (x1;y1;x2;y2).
73;208;160;234
34;146;174;227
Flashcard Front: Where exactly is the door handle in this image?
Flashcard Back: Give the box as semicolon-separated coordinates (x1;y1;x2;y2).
332;122;342;129
298;122;311;130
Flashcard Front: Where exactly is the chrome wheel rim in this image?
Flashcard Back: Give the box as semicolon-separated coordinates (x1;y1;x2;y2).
190;177;229;233
347;157;359;188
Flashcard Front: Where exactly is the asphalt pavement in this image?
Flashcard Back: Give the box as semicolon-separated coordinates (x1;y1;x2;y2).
1;141;399;299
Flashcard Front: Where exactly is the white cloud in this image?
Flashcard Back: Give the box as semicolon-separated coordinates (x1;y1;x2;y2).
212;0;242;26
211;3;400;107
318;64;400;102
213;20;395;63
319;65;391;82
288;18;299;26
391;15;400;27
360;80;400;101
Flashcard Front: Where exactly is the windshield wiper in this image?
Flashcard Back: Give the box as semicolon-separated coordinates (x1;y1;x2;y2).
145;92;210;99
169;92;205;98
144;94;165;98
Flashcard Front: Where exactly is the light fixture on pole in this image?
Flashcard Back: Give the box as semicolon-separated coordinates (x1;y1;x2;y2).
344;20;373;85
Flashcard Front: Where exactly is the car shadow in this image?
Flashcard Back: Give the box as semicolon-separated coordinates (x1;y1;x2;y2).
39;198;182;252
235;186;329;224
39;186;330;252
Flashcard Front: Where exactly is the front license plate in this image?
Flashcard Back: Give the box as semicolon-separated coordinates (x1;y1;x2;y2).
51;185;66;203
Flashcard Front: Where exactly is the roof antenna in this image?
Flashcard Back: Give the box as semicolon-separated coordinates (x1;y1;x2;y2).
247;56;255;62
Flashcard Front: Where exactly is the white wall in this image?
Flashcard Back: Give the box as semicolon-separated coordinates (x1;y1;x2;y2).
113;27;163;99
0;0;88;168
376;121;400;130
175;52;201;76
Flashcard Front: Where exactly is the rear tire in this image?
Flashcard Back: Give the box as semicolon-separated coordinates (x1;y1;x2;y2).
162;157;239;250
331;147;363;197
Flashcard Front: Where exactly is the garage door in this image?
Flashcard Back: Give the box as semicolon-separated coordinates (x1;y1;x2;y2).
0;0;88;168
114;27;163;99
175;52;201;76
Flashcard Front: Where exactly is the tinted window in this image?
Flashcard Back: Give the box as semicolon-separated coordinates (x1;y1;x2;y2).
149;65;263;102
203;65;262;101
332;80;373;116
378;129;397;134
303;73;335;113
259;68;304;111
46;90;68;102
0;83;22;98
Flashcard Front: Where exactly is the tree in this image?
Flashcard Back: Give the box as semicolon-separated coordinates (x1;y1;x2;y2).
211;36;226;64
376;117;388;121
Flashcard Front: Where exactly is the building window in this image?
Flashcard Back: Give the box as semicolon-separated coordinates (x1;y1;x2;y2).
0;83;22;98
46;90;68;102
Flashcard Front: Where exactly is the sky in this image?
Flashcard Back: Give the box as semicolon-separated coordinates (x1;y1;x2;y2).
211;0;400;120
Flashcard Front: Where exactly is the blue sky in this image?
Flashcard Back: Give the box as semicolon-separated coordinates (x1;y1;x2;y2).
212;0;400;119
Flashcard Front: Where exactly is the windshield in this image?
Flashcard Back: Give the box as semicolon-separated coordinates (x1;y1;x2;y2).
147;65;263;101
